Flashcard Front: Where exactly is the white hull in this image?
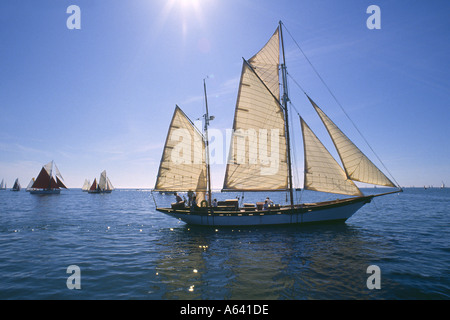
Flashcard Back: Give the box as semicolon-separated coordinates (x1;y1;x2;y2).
157;196;372;227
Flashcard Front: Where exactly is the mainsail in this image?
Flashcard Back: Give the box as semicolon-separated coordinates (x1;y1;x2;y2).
89;178;98;191
154;106;207;194
98;170;114;191
307;97;396;187
223;27;288;191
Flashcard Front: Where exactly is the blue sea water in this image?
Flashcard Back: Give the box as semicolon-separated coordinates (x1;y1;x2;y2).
0;188;448;300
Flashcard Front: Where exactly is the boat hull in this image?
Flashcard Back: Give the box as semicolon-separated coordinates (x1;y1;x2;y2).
88;190;112;194
156;196;373;227
30;189;61;195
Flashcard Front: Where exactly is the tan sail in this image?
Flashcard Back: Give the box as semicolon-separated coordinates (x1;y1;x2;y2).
155;106;207;193
223;62;288;191
223;27;287;191
308;97;395;187
248;27;280;100
301;117;363;196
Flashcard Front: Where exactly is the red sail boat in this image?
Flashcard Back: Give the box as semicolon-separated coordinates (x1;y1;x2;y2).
88;170;114;193
30;161;67;194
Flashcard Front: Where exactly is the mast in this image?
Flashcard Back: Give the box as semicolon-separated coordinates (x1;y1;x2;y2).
279;21;295;209
203;78;213;206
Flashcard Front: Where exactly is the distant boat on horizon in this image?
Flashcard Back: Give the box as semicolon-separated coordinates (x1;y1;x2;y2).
26;178;35;192
0;178;6;190
88;170;114;194
82;179;90;192
441;181;446;189
11;178;21;191
30;161;67;195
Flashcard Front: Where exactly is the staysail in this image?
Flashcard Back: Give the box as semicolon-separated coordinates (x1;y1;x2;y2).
307;97;396;187
154;106;207;194
223;27;288;191
300;117;363;196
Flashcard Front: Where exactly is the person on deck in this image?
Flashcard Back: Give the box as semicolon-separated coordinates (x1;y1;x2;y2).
263;200;269;210
266;197;274;206
191;196;199;212
175;192;183;203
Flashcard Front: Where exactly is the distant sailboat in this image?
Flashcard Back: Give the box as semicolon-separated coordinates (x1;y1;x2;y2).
441;181;446;189
11;178;21;191
26;178;35;192
154;21;402;226
30;161;67;194
0;179;6;190
82;179;90;192
88;170;114;193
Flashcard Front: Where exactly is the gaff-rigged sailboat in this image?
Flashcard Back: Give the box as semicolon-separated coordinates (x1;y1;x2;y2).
30;161;67;194
88;170;114;193
0;179;6;190
154;22;402;226
11;178;21;191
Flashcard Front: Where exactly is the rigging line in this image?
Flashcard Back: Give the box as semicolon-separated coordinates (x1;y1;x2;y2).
281;22;401;188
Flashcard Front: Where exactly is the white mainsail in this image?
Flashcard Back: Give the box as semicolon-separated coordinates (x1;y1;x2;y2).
223;27;288;191
308;97;395;187
26;178;35;191
155;106;207;193
300;117;363;196
82;179;90;191
106;177;114;191
99;170;107;191
0;179;5;190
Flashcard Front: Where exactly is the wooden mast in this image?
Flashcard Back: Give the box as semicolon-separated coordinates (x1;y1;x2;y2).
203;78;213;206
279;21;295;209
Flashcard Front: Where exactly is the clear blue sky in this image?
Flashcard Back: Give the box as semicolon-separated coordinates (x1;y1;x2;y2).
1;0;449;188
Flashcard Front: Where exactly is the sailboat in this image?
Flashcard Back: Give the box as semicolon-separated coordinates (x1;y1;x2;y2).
81;179;91;192
0;179;6;190
88;170;114;193
154;21;401;226
30;161;67;194
11;178;21;191
26;178;35;192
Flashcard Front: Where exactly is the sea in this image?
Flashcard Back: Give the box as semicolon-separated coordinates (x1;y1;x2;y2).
0;188;448;302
